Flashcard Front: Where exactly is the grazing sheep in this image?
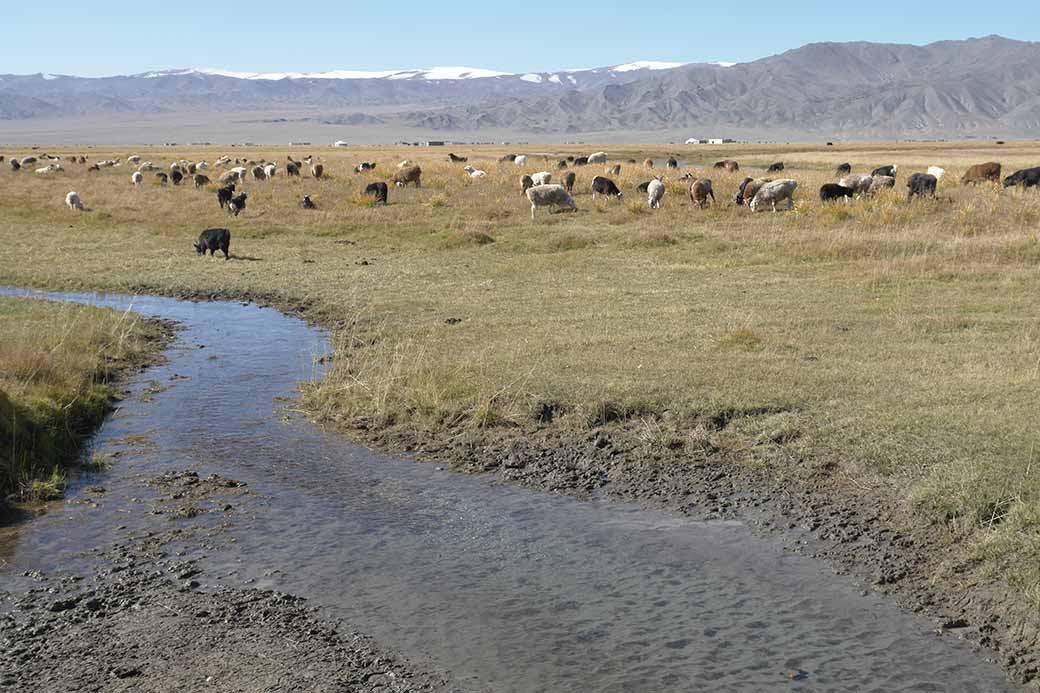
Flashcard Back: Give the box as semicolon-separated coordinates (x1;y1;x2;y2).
216;183;236;209
228;192;248;216
647;178;665;209
170;163;182;174
21;156;38;166
127;155;141;164
131;172;143;186
9;159;20;171
186;163;197;175
448;153;468;163
525;184;577;220
251;165;267;181
215;156;232;166
562;171;576;192
838;174;873;196
230;166;248;181
643;158;654;169
311;163;324;179
463;166;488;178
636;181;651;194
193;174;211;188
556;159;568;170
299;195;316;209
766;161;784;173
1003;167;1040;189
194;228;231;260
572;156;589;167
714;160;739;172
907;173;937;200
155;172;169;185
514;155;528;167
286;162;300;177
77;156;86;164
364;182;388;205
521;174;534;194
87;164;100;172
591;176;623;200
355;161;377;173
587;152;608;164
819;183;855;202
687;178;715;208
137;162;157;172
868;175;896;193
735;177;772;206
171;169;184;185
608;164;622;176
499;154;517;163
35;164;63;174
749;179;798;212
927;166;945;182
871;164;897;178
532;171;552;186
961;162;1001;185
392;165;422;187
264;164;277;178
666;157;679;169
836;162;852;175
65;191;85;211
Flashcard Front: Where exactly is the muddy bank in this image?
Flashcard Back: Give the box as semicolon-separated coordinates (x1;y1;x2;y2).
0;469;448;692
349;422;1040;686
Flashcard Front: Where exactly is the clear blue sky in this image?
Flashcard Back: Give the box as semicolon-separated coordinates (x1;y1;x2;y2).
6;1;1039;76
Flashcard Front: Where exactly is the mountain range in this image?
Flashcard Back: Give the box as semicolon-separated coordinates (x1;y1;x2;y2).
2;36;1038;141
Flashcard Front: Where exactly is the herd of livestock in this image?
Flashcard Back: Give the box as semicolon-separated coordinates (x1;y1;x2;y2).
4;149;1039;248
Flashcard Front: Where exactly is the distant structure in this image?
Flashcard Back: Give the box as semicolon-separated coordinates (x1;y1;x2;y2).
422;141;446;147
291;141;312;146
686;137;737;144
333;140;349;147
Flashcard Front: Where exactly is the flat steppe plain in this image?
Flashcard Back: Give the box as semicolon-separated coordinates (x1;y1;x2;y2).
1;140;1038;682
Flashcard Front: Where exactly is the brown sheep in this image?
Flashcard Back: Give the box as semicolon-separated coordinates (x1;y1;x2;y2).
643;158;654;169
608;164;622;176
562;171;576;192
961;162;1001;185
193;174;211;188
687;178;716;208
311;163;324;179
714;160;740;172
392;165;422;188
738;178;771;206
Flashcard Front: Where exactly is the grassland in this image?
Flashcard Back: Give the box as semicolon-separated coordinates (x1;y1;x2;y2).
0;296;166;505
0;141;1038;609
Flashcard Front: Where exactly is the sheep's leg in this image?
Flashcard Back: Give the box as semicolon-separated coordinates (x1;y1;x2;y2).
787;197;794;211
531;203;536;221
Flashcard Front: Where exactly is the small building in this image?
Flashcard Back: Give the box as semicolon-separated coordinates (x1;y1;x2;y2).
685;138;706;145
333;140;349;147
422;140;446;147
707;138;736;145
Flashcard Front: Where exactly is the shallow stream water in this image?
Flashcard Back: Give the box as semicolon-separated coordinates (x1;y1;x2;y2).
0;288;1015;692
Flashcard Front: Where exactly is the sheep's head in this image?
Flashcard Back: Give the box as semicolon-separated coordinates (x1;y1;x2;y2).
194;242;203;255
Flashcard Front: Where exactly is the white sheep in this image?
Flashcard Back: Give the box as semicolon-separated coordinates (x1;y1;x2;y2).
137;161;156;171
463;166;487;178
35;164;63;174
526;184;576;220
127;155;141;164
65;191;85;211
196;161;209;170
531;171;552;186
264;163;277;178
230;166;248;181
868;175;896;193
749;179;798;212
215;156;232;166
647;178;665;209
587;151;608;164
514;155;528;167
131;171;143;186
838;174;873;196
927;166;946;182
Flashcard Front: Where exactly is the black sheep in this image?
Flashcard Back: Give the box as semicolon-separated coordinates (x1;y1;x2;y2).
767;161;785;173
300;195;316;209
906;173;937;201
591;176;622;199
364;182;388;205
216;183;235;208
819;183;855;202
286;162;300;177
194;227;231;260
872;165;897;177
170;169;184;185
228;192;247;216
1003;166;1040;189
836;162;852;175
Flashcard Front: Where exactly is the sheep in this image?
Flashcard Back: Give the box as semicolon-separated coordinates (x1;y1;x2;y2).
230;166;248;181
687;178;715;208
251;165;267;181
194;174;211;188
562;171;576;192
643;158;654;169
556;159;568;170
355;161;377;173
819;183;854;202
398;160;413;168
186;163;197;175
364;182;388;205
286;162;300;177
525;184;576;220
216;183;236;209
215;156;232;166
299;195;316;209
647;178;665;209
868;175;896;193
961;162;1001;185
591;176;622;200
766;162;784;173
392;165;421;187
836;163;852;175
137;162;157;172
264;164;277;178
463;166;488;178
907;173;937;200
714;160;739;172
170;163;182;174
65;191;85;211
228;192;248;216
35;164;63;174
608;164;622;176
21;156;38;166
636;181;652;194
194;228;231;260
572;156;589;167
871;164;897;178
927;166;945;182
9;159;20;171
171;169;184;185
448;153;468;163
499;154;517;163
311;163;324;179
77;156;86;164
1003;167;1040;189
155;172;169;185
838;174;873;196
666;157;679;169
131;171;143;186
196;161;209;171
514;155;528;167
735;177;772;206
127;155;141;164
587;152;608;164
749;179;798;212
521;174;534;194
532;171;552;186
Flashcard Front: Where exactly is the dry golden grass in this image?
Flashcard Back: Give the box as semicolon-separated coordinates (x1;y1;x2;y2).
1;140;1038;600
0;297;162;502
